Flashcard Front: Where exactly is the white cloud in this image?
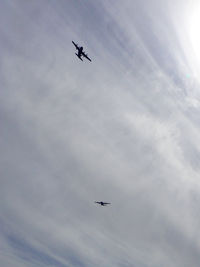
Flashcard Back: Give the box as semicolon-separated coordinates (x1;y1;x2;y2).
1;0;200;266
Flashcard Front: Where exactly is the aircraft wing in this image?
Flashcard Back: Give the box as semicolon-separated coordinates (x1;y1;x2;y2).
72;41;79;50
82;51;91;62
104;202;111;205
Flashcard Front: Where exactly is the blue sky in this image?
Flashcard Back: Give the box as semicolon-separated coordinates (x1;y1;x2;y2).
1;0;200;266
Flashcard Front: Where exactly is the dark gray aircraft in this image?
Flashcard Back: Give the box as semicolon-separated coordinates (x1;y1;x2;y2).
72;41;91;62
95;201;111;206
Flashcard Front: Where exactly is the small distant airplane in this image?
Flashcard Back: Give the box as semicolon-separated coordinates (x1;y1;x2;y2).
72;41;91;62
95;201;111;206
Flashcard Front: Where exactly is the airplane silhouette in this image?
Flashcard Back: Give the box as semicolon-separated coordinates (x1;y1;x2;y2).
95;201;111;206
72;41;91;62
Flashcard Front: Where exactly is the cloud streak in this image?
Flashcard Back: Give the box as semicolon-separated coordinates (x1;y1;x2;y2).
1;0;200;266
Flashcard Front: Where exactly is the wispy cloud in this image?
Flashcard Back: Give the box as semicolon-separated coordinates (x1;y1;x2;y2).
1;0;200;266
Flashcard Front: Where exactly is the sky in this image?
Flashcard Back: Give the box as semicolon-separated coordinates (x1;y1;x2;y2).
1;0;200;266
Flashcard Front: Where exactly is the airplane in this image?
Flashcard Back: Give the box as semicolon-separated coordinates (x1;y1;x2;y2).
95;201;111;206
72;41;91;62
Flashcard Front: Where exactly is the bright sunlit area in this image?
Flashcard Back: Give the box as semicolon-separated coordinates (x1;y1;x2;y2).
180;1;200;79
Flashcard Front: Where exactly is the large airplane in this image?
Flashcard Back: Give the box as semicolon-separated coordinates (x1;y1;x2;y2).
72;41;91;62
95;201;111;206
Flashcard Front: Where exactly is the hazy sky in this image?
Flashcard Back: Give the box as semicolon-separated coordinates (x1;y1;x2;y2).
1;0;200;266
